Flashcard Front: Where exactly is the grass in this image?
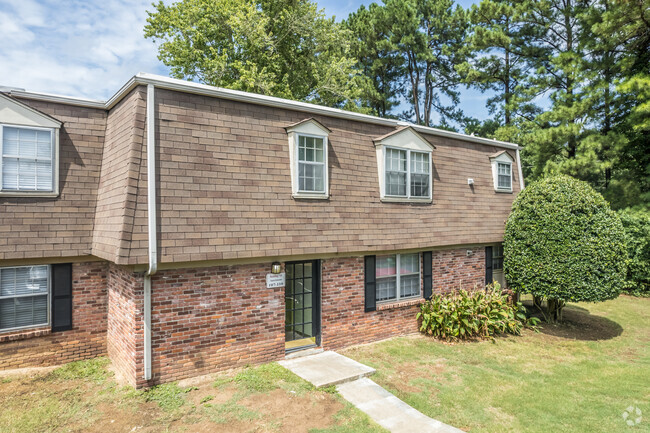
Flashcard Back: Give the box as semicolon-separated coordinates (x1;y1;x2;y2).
0;358;387;433
343;295;650;433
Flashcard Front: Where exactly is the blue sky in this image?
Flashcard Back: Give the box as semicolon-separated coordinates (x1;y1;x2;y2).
0;0;489;121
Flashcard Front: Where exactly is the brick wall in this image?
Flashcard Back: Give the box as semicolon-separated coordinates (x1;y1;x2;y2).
0;246;485;383
321;248;486;350
0;262;108;369
106;262;285;387
106;263;142;387
433;247;485;293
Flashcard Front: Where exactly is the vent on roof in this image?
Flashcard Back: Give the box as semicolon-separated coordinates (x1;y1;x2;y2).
0;86;26;92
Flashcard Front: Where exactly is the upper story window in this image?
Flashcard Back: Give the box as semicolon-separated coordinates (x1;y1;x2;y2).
0;93;61;196
2;126;54;191
490;151;514;193
0;265;50;332
285;118;330;199
298;135;325;193
376;253;421;302
374;127;434;203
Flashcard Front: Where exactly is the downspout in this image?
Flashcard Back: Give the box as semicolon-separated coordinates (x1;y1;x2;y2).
144;84;158;381
516;148;525;190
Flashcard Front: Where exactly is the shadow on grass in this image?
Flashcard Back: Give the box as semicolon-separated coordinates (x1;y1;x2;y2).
523;302;623;341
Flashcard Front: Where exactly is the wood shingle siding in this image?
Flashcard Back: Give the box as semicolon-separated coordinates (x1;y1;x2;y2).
2;87;518;265
0;100;106;262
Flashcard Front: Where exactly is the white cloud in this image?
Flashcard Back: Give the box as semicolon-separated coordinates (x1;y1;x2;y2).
0;0;169;99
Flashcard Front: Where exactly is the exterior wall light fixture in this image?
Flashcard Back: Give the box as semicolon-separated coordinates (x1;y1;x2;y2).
271;262;282;274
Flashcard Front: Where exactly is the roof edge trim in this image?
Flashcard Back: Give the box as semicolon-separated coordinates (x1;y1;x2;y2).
9;72;521;150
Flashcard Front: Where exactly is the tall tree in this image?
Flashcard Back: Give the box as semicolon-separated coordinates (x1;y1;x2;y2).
144;0;370;111
385;0;469;126
459;0;540;128
345;4;403;117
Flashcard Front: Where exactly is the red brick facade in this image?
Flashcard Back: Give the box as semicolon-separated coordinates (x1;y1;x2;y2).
144;263;285;387
106;263;143;387
0;247;485;386
321;248;485;350
0;262;107;370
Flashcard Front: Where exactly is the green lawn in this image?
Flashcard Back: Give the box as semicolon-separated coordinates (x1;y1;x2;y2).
342;295;650;433
0;358;386;433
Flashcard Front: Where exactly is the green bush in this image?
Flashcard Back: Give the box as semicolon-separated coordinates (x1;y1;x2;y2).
618;208;650;296
504;175;627;321
416;285;539;341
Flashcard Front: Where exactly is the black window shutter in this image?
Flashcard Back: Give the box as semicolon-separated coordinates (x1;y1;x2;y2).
422;251;432;299
364;255;376;312
485;246;493;287
51;263;73;332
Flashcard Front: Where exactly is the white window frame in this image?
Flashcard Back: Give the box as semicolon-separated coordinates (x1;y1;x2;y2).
0;124;57;195
496;162;512;191
295;133;328;195
375;253;422;303
285;119;330;200
0;265;51;333
490;152;514;193
383;146;432;201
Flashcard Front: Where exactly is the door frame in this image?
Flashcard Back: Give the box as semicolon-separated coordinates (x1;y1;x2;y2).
284;259;321;352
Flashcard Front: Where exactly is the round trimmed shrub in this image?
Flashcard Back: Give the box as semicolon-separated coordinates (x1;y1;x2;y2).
504;175;626;320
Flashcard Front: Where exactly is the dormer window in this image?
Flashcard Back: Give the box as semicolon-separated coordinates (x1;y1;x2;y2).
298;135;325;193
0;94;61;197
490;151;514;193
285;118;330;199
374;127;435;203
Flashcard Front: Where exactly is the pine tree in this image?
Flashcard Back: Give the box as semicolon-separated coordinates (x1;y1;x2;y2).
459;0;541;128
345;3;403;117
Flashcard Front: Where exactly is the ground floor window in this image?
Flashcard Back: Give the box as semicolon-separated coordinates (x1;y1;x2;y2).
493;244;504;271
0;265;49;331
375;253;420;302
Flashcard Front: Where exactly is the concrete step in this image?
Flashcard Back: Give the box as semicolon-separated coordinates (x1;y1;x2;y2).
284;347;324;360
279;350;375;388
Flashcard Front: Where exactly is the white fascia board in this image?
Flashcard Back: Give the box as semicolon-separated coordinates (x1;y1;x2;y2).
7;90;106;109
8;72;522;151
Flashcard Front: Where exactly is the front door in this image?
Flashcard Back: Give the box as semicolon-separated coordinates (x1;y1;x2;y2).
284;260;321;351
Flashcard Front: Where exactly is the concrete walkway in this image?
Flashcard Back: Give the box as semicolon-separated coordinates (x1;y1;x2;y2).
280;351;464;433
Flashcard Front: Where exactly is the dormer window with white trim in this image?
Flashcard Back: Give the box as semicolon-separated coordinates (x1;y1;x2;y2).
285;118;330;199
0;94;61;197
374;127;435;203
490;150;514;193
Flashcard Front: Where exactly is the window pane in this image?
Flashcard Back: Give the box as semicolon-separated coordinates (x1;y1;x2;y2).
2;127;54;192
400;254;419;274
0;266;49;330
410;173;429;197
19;159;37;190
376;277;397;301
386;148;406;171
0;299;15;329
410;152;429;174
386;172;406;196
298;136;324;163
313;164;324;191
400;274;420;298
2;158;18;190
498;174;511;189
376;256;396;277
36;161;53;190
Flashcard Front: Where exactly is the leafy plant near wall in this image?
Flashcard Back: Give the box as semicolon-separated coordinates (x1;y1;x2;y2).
618;208;650;297
416;284;539;341
504;175;627;322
